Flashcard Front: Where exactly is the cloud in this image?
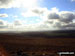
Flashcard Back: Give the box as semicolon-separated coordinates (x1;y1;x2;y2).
39;7;75;29
46;8;75;23
13;20;22;26
0;14;8;17
0;19;25;31
0;20;5;25
46;9;75;23
55;23;75;30
0;0;41;8
21;11;38;17
21;7;48;18
21;7;75;30
31;7;49;21
50;7;59;13
32;7;47;14
0;20;8;29
63;23;75;27
47;7;59;20
0;7;75;31
31;7;59;20
59;11;75;23
0;0;15;8
47;12;59;19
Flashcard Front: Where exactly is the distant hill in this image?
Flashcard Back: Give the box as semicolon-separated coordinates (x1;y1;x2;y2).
0;30;75;38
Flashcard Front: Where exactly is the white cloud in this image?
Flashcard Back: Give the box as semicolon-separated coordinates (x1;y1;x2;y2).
21;7;48;18
0;14;8;17
50;7;59;13
0;0;41;8
13;20;22;26
21;11;39;17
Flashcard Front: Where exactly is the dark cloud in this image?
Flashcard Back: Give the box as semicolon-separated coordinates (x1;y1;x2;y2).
56;23;75;30
46;10;75;29
32;7;47;14
47;11;75;23
0;0;10;4
48;12;59;19
44;20;54;24
0;0;14;8
0;20;6;25
61;23;75;28
32;9;43;14
59;11;75;23
0;25;7;28
0;20;8;28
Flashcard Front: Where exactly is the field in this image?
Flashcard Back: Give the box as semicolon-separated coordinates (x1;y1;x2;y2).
0;30;75;56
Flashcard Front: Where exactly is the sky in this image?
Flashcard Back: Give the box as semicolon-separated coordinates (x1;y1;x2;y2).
0;0;75;32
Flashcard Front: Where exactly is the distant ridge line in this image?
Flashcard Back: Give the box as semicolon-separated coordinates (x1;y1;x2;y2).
0;30;75;38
